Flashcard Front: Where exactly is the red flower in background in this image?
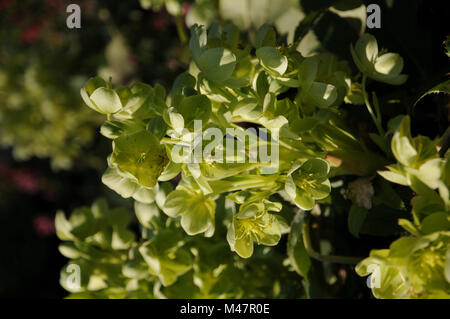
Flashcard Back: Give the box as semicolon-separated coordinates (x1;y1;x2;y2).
0;162;13;178
20;21;43;44
44;0;63;10
152;14;169;31
12;168;41;194
182;3;191;16
0;0;12;10
33;215;56;237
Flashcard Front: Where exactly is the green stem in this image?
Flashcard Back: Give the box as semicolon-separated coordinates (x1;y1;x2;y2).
160;137;192;147
362;75;384;136
176;15;187;44
302;216;362;265
209;175;280;194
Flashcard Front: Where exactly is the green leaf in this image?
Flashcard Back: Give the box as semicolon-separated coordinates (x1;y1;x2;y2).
198;48;237;82
305;82;337;108
189;24;207;63
287;212;311;278
298;56;318;90
360;205;410;237
147;116;168;140
55;210;74;241
162;189;191;217
255;24;277;48
420;213;450;235
180;199;216;236
134;202;161;230
414;79;450;106
170;72;197;103
445;247;450;284
69;207;97;239
256;47;288;76
348;204;368;238
373;178;405;210
139;231;192;286
176;95;212;129
111;226;135;250
398;219;421;237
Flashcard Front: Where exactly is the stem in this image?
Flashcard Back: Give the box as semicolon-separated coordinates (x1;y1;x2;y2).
302;216;362;265
160;137;191;146
176;15;187;44
209;175;280;194
362;75;384;136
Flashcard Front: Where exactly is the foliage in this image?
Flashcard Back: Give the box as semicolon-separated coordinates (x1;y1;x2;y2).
56;197;303;298
357;116;450;298
56;2;450;299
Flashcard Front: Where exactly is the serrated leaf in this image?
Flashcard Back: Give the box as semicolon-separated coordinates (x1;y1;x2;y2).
414;79;450;106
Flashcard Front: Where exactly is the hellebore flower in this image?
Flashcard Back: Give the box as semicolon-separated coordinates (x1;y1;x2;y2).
285;158;331;210
227;200;282;258
350;34;407;85
80;77;122;114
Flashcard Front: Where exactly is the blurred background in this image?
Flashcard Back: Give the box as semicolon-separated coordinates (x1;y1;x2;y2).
0;0;448;298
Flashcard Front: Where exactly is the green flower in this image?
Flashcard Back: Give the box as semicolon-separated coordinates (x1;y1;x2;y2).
285;158;331;210
139;230;193;286
101;164;159;204
56;199;136;294
378;116;443;192
111;130;169;188
227;199;282;258
163;184;216;236
351;34;407;85
80;77;123;114
356;231;450;299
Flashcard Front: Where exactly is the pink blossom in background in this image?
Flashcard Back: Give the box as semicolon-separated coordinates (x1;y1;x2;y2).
182;3;191;16
0;0;12;10
152;13;168;31
44;0;63;10
167;58;179;71
20;21;43;44
12;168;41;194
33;215;56;237
0;162;12;178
